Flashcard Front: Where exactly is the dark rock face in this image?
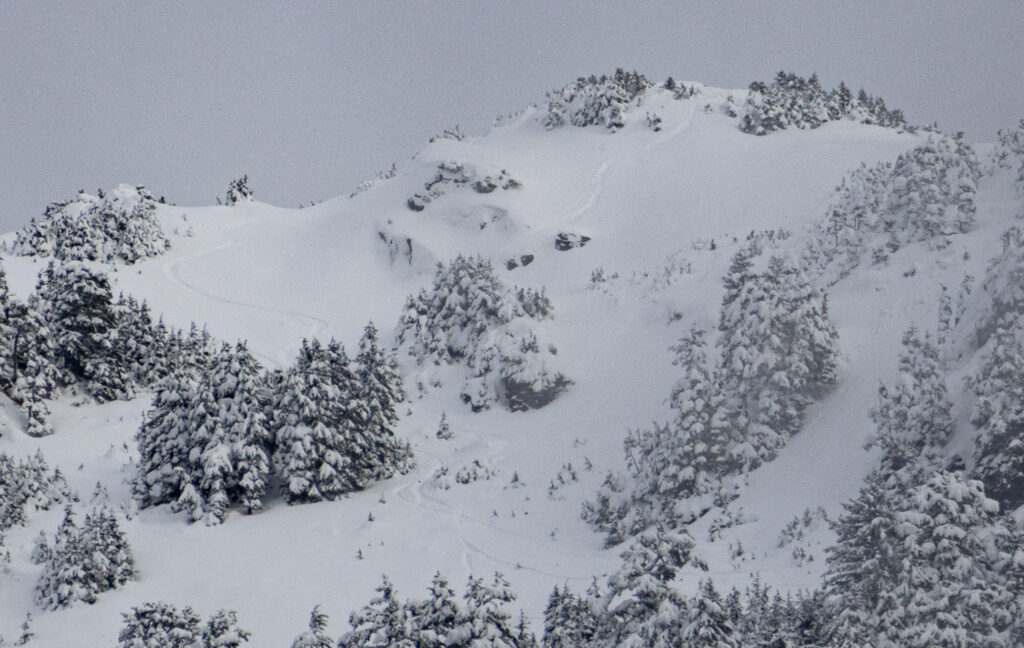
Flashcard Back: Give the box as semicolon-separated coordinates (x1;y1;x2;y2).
555;233;591;251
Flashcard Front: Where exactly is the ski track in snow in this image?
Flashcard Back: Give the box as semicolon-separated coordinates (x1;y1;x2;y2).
162;218;330;368
498;98;697;261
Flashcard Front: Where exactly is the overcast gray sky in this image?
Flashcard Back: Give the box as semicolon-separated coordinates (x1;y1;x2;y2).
1;1;1021;234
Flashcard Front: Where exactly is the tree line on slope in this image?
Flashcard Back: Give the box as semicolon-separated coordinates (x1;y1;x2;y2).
538;68;908;139
740;71;909;136
803;133;982;284
584;243;839;545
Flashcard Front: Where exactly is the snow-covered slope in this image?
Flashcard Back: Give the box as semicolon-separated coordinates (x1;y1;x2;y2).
0;80;1018;646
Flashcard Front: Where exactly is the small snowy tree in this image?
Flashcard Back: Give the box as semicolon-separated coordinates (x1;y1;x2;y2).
291;606;333;648
339;576;414;648
225;176;253;205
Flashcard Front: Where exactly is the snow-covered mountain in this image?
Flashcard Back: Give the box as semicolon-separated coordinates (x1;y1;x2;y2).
1;71;1022;646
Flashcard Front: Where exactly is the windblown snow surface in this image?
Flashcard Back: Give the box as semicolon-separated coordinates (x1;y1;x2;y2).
1;84;1019;646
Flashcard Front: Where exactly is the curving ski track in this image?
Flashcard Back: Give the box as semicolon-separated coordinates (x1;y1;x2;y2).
162;218;330;368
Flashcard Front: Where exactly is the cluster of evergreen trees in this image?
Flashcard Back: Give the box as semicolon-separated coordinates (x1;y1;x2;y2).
397;255;569;412
290;572;535;648
34;505;134;610
543;69;651;131
118;603;250;648
585;246;838;544
823;468;1024;647
0;258;217;436
135;325;412;525
740;71;908;136
0;450;71;530
803;134;981;283
10;185;168;263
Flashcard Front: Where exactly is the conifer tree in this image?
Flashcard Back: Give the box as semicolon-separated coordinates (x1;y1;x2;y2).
135;374;197;508
274;339;356;502
822;471;900;647
35;507;95;609
355;322;412;482
682;579;741;648
970;326;1024;508
35;261;131;400
871;327;952;475
598;527;703;647
202;609;251;648
450;573;523;648
340;576;414;648
291;606;333;648
79;506;135;593
412;572;460;648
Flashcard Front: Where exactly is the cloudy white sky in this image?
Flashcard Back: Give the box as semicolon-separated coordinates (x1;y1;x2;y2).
1;1;1021;233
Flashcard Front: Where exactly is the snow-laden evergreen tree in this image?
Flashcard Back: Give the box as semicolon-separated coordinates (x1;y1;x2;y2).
136;341;270;522
542;69;651;131
79;506;135;594
33;261;131;401
213;341;272;514
397;255;568;412
411;572;460;648
36;505;135;609
881;472;1018;648
969;325;1024;508
824;469;1023;648
717;254;838;471
11;185;167;263
542;585;598;648
870;327;952;476
186;370;232;524
355;323;413;481
993;118;1024;195
291;606;334;648
274;339;359;502
970;226;1024;348
135;373;198;509
202;609;252;648
339;575;414;648
35;506;95;609
594;527;705;647
681;579;741;648
589;332;724;540
822;470;902;647
448;573;524;648
225;176;253;205
30;529;50;564
436;412;453;440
